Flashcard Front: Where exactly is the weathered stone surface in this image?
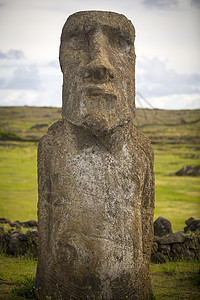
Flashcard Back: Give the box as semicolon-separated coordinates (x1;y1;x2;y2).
7;232;28;255
0;226;38;257
22;220;38;228
171;243;182;254
1;217;200;264
0;218;11;224
185;217;195;226
10;221;22;228
184;233;200;250
158;244;170;254
154;216;173;237
158;232;185;245
184;218;200;233
36;11;155;300
181;249;196;260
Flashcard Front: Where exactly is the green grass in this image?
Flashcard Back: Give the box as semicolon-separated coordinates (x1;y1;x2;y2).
153;144;200;231
0;106;61;141
0;253;37;300
11;275;35;299
1;104;200;299
0;131;22;141
0;253;199;299
0;141;199;231
0;142;38;221
0;107;199;230
150;260;200;299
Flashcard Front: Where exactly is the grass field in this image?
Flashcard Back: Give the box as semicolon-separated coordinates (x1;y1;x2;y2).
0;253;199;299
0;106;200;231
0;253;37;300
0;142;38;221
154;144;200;231
1;141;199;230
0;106;200;299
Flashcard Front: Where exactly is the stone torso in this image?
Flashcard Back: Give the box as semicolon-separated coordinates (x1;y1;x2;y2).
37;120;154;299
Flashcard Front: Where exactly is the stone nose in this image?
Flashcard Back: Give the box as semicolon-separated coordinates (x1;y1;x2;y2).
84;31;115;83
84;62;114;83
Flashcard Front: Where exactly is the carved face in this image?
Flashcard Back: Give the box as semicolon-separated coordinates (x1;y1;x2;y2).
60;11;136;135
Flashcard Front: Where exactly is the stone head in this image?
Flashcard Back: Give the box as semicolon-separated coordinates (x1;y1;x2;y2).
59;11;136;135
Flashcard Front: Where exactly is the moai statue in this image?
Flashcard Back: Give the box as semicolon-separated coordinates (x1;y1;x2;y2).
36;11;155;300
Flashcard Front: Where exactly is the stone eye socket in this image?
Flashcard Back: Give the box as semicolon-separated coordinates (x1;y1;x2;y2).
64;31;89;50
107;30;133;51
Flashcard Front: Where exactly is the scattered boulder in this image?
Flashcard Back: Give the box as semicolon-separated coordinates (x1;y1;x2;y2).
175;165;200;176
181;249;196;260
0;228;38;257
0;218;38;228
184;217;200;233
7;232;26;255
0;219;38;257
184;234;199;250
154;216;173;237
158;231;185;245
10;220;22;228
171;243;182;255
158;244;170;255
185;217;195;226
22;220;38;228
0;218;11;224
151;217;200;263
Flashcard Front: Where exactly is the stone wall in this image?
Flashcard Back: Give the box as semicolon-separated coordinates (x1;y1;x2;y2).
0;218;38;257
0;217;199;262
151;216;200;263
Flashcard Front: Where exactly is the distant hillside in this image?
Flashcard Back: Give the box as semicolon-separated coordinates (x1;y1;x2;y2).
0;106;199;145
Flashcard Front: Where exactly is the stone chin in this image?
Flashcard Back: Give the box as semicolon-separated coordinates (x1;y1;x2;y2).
82;115;111;135
64;113;117;137
63;91;134;136
64;106;132;137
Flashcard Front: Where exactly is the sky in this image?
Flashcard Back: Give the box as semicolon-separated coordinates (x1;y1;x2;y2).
0;0;200;109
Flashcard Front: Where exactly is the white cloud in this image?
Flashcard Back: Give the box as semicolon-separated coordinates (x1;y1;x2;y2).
6;64;41;90
0;88;62;107
0;51;200;109
142;0;178;9
136;57;200;98
0;49;25;59
0;51;62;107
138;93;200;110
0;0;199;75
191;0;200;8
